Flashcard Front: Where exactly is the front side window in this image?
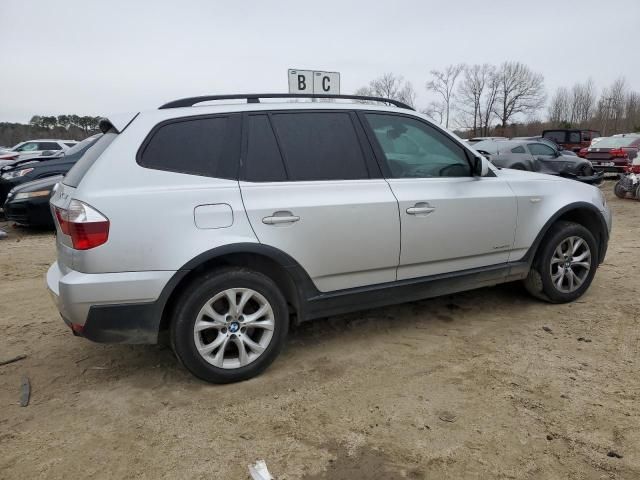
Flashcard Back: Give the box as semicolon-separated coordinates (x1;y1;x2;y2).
364;113;470;178
269;112;369;181
38;142;62;150
15;142;38;152
138;115;241;179
528;143;556;156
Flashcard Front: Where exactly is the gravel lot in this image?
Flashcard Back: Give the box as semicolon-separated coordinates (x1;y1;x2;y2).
1;181;638;479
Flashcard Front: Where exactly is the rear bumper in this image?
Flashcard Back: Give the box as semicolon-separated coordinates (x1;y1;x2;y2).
4;197;53;227
46;262;178;344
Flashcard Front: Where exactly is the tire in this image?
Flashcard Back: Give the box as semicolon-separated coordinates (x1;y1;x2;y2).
635;184;640;200
614;181;627;199
523;221;598;303
170;267;289;384
579;164;593;177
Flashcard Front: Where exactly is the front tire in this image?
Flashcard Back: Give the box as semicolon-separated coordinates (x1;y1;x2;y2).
171;268;289;383
614;181;627;199
524;221;598;303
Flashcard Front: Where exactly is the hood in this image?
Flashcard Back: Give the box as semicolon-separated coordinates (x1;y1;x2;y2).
495;167;563;182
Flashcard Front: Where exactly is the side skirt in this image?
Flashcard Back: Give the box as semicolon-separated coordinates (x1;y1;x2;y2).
301;262;529;321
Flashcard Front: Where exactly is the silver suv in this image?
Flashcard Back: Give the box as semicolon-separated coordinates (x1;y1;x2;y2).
47;93;612;383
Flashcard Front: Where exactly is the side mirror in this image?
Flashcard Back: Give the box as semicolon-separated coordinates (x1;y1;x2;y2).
473;155;489;177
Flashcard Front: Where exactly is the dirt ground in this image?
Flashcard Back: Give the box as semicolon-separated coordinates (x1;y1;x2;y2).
1;181;638;479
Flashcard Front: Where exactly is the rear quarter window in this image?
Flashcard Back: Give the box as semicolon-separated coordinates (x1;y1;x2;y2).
138;115;241;179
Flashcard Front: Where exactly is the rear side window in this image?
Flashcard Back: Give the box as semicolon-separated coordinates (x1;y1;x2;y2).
38;142;62;150
244;115;287;182
511;146;526;153
64;132;117;187
543;131;566;143
138;115;241;179
270;112;369;181
568;132;581;143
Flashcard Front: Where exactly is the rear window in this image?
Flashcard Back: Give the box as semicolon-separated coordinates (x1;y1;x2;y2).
63;132;117;187
543;131;566;143
511;146;526;153
472;140;499;154
138;115;241;179
591;137;639;148
64;142;77;147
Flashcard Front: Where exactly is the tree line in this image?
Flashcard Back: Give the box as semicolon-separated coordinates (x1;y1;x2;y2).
0;114;101;147
355;64;640;138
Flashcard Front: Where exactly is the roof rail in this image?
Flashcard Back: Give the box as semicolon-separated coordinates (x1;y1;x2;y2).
158;93;414;111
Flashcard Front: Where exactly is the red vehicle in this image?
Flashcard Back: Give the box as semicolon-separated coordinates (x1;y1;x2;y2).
585;136;640;173
542;129;601;152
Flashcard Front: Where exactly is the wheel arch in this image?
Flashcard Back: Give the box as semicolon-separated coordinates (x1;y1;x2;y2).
157;243;315;337
524;202;608;266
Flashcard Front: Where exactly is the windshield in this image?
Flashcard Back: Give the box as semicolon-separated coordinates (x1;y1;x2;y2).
592;137;638;148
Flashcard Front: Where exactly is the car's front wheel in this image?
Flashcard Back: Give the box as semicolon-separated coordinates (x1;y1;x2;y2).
524;221;598;303
171;268;289;383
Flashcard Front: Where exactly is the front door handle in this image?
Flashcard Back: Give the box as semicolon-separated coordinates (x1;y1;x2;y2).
406;203;435;215
262;211;300;225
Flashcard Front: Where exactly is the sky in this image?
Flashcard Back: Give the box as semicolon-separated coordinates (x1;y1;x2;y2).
1;0;639;123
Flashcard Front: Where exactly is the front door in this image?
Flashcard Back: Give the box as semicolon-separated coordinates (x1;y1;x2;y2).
361;112;518;280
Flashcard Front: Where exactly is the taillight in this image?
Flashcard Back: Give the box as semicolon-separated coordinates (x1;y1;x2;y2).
54;200;109;250
610;148;628;159
578;148;588;158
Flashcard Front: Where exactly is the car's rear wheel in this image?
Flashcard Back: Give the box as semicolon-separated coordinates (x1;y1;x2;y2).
579;164;593;177
171;268;289;383
524;221;598;303
614;181;627;199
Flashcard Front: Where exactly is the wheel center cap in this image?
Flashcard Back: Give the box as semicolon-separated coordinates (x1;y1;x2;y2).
229;321;240;333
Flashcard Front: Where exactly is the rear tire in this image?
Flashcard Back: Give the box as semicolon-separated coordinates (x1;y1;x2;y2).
523;221;598;303
614;181;627;199
170;268;289;383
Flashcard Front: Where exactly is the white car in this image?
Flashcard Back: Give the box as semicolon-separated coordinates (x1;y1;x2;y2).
47;93;611;384
0;139;77;164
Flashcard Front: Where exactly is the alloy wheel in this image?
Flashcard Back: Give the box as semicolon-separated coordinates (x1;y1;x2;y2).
193;288;275;369
550;236;592;293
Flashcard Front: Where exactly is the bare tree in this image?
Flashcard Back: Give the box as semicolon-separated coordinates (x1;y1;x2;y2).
456;64;496;135
422;101;445;125
572;78;597;124
548;87;571;125
493;61;546;133
355;73;416;107
426;64;464;128
479;72;499;136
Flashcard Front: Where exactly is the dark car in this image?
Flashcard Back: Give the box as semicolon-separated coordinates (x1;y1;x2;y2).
542;129;601;152
584;135;640;173
0;134;101;207
3;175;62;227
511;136;578;156
473;139;600;181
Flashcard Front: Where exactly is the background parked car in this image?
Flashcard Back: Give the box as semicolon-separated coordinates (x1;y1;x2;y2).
542;129;601;152
467;136;507;145
0;139;77;163
472;139;596;178
584;135;640;173
512;136;578;156
0;134;100;207
3;175;62;227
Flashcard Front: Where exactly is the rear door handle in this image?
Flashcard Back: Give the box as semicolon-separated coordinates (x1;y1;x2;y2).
406;203;435;215
262;211;300;225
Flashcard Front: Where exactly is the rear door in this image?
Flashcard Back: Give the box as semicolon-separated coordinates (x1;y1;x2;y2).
239;111;400;292
361;112;517;280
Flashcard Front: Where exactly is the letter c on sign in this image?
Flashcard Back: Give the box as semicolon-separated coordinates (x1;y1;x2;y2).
322;76;330;92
